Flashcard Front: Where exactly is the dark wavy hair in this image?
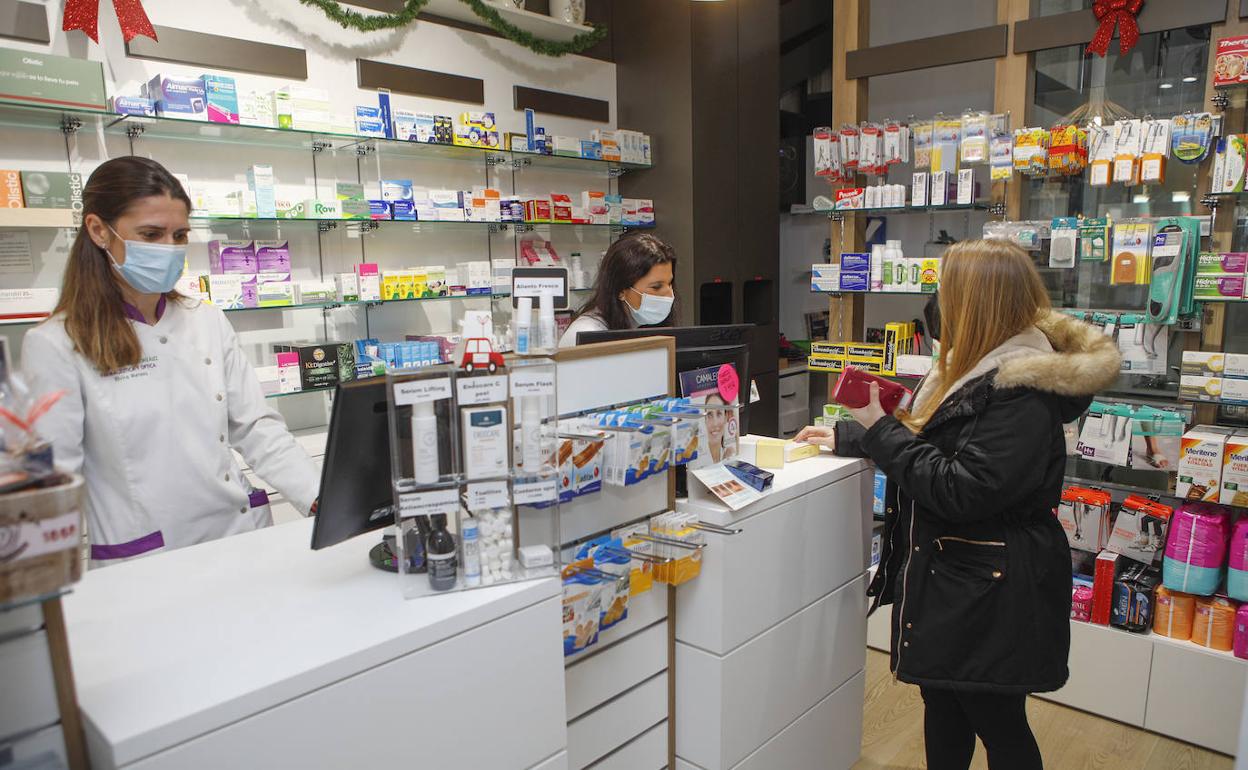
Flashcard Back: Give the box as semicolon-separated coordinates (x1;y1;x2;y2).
572;233;678;330
53;156;191;373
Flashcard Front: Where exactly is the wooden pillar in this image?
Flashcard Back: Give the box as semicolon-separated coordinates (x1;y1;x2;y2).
993;0;1033;220
828;0;869;400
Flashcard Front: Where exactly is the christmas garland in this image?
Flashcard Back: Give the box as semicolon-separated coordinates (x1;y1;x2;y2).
298;0;607;57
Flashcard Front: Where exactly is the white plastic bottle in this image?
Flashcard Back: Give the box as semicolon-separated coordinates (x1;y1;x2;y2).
515;296;533;354
870;244;885;292
537;293;556;352
411;400;439;484
461;515;481;587
885;240;904;293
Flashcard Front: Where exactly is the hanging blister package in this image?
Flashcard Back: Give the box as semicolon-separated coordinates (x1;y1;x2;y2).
1088;123;1114;187
1091;311;1118;338
1077;401;1134;467
1130;407;1184;471
813;127;841;180
960;111;989;166
1171;112;1216;165
913;121;933;170
859;122;884;176
1079;217;1111;262
839;124;860;171
990;126;1013;181
1049;124;1088;176
1111;221;1153;285
1013;127;1048;176
1049;217;1079;269
1147;217;1199;325
884;120;908;167
1140;117;1172;184
932;117;962;173
1118;313;1168;375
1214;134;1248;194
1112;119;1142;186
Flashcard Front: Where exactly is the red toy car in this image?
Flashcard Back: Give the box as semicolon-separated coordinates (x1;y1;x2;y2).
460;337;505;373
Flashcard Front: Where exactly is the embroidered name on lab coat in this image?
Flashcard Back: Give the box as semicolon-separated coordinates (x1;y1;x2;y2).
109;355;160;382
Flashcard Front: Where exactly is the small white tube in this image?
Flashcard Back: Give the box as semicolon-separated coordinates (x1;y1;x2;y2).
522;396;542;472
515;296;533;355
537;293;556;352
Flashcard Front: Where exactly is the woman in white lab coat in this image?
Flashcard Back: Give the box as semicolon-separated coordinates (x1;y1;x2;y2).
559;233;677;347
21;156;319;565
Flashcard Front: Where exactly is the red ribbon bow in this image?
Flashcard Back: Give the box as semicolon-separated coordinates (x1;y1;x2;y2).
63;0;157;44
1087;0;1143;58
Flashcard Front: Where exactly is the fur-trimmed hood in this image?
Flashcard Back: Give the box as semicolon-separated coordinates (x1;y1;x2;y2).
913;310;1122;419
995;311;1122;396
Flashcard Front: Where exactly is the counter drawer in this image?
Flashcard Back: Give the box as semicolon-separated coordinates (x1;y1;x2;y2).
0;630;59;744
588;720;666;770
568;672;667;769
566;620;667;721
675;577;867;769
1145;637;1245;755
778;373;808;400
779;405;808;439
734;670;864;770
675;471;869;654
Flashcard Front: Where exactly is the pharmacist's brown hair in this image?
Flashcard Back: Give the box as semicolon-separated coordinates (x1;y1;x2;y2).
53;157;191;374
574;233;678;331
901;239;1050;431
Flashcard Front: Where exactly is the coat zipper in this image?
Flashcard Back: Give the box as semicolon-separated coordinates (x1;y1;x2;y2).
934;536;1006;549
893;499;917;679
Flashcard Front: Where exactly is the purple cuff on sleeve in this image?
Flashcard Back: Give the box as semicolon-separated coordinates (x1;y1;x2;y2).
90;530;165;561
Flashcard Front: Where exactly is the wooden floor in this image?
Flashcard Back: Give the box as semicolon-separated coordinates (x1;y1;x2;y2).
856;650;1234;770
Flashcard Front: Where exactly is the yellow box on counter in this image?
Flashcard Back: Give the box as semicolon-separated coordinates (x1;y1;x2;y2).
755;437;787;469
784;441;820;463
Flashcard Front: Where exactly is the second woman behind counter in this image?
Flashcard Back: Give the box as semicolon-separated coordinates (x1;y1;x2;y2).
559;233;677;348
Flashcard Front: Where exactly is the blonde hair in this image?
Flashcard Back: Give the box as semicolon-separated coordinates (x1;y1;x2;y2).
901;239;1050;432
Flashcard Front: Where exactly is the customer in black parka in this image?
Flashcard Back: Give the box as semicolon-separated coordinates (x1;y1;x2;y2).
798;239;1121;770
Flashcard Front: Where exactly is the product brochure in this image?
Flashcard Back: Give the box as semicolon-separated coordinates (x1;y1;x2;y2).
680;364;741;468
690;464;767;511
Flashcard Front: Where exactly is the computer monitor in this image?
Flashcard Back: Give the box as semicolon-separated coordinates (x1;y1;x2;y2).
310;376;395;551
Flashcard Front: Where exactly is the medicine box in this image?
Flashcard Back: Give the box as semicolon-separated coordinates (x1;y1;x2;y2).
1091;551;1123;625
811;264;839;292
356;263;382;301
1221;431;1248;507
1106;495;1172;566
1057;486;1113;553
277;352;301;393
203;274;245;309
1194;274;1247;300
20;171;82;209
840;252;871;273
209;240;256;275
145;75;207;120
202;75;239;124
1180;375;1225;402
0;288;58;319
336;273;360;303
1178;426;1231;501
296;344;341;391
110;96;155;117
1225;353;1248;379
462;405;509;480
354;106;386;138
1197;252;1248;274
1182;351;1227;377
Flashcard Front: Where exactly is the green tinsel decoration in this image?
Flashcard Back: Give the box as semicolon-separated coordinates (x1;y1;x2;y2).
298;0;606;57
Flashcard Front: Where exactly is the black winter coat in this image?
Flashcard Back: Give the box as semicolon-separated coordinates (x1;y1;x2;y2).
835;312;1121;694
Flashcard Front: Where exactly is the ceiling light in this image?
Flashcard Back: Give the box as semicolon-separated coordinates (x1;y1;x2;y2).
1183;76;1199;83
1159;82;1174;89
1133;194;1150;204
1172;191;1191;203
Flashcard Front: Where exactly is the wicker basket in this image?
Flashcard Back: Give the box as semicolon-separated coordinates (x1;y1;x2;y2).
0;474;85;605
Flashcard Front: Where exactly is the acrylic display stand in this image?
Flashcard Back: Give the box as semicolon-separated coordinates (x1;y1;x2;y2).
386;357;561;600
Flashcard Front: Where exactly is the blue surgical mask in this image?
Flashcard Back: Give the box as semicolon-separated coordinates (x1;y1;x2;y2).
105;225;187;295
626;288;674;326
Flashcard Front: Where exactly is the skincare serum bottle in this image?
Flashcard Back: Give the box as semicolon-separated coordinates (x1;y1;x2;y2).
412;400;440;484
426;513;458;591
538;293;556;352
515;296;533;355
870;244;885;292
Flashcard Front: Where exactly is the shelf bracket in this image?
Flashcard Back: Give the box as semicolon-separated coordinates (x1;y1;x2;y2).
485;154;508;167
317;221;338;233
59;116;82;135
988;202;1007;218
511;157;533;170
126;124;145;139
311;140;332;154
1212;89;1231;111
608;167;627;179
1201;194;1221;211
488;223;510;234
354;143;375;158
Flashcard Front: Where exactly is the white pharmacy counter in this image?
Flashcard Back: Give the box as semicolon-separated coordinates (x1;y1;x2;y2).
62;518;567;770
676;449;872;770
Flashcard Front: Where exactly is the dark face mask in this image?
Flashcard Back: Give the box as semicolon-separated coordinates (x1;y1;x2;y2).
924;291;941;342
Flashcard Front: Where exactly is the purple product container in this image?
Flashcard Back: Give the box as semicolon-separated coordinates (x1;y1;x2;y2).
255;241;291;273
209;240;256;275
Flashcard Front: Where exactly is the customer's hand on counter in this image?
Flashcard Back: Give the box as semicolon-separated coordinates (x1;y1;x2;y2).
794;425;836;450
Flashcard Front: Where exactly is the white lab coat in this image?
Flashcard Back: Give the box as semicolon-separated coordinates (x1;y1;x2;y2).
21;298;319;565
558;311;635;348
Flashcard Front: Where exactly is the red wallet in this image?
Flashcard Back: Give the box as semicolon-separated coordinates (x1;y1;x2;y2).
832;366;914;413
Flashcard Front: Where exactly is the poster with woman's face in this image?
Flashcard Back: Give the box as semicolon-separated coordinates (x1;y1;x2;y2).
681;364;740;468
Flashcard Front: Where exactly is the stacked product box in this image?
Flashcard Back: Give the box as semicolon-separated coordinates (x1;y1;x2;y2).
272;342;357;391
1193;251;1248;300
1180;351;1248;405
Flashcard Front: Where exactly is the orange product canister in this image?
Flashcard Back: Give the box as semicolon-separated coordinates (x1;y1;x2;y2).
1153;585;1196;640
1192;596;1237;651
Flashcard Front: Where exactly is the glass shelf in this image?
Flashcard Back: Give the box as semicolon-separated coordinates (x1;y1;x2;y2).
835;202;991;215
811;289;932;296
265;385;335;400
222;292;500;314
0;100;652;174
193;216;515;231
